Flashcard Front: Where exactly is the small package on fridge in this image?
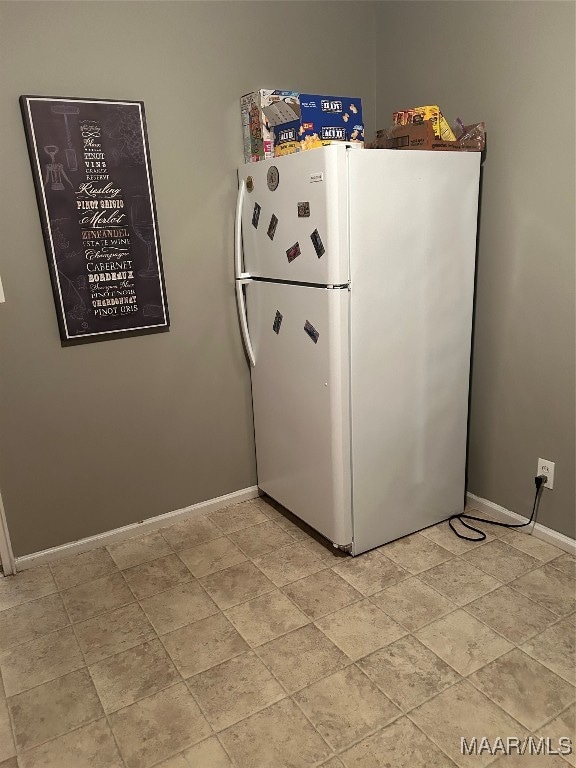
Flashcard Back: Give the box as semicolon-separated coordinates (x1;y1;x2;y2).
394;105;456;142
240;90;299;163
271;94;364;156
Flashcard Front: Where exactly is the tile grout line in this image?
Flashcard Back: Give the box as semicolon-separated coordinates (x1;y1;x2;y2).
106;537;176;570
100;531;237;755
59;556;189;768
283;684;339;759
49;554;122;593
462;599;575;648
505;578;576;618
192;611;341;760
0;587;63;628
1;668;18;764
535;698;576;734
404;706;475;768
388;552;576;641
410;617;513;679
99;541;224;763
497;531;566;561
177;622;336;766
0;586;60;616
59;570;130;768
3;575;84;700
2;634;86;699
403;674;533;768
6;579;127;766
291;673;407;765
464;655;576;736
452;544;557;585
0;609;72;657
186;672;290;739
405;713;466;768
11;712;117;762
518;611;576;686
215;611;437;762
354;647;465;718
360;582;576;740
138;676;219;768
214;731;242;768
412;542;572;628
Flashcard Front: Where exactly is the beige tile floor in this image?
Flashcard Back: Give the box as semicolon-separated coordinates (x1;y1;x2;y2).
0;497;574;768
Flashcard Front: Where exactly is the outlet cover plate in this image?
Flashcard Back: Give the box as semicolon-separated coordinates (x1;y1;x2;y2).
537;458;555;489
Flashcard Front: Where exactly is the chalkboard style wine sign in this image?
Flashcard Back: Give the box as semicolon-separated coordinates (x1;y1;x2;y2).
20;96;169;342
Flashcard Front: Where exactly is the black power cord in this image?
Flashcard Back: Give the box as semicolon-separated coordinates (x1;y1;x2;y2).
449;475;547;541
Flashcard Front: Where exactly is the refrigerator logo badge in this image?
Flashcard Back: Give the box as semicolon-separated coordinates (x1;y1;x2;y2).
309;172;323;183
310;229;325;258
252;202;261;229
304;320;319;344
272;310;283;335
297;202;310;218
267;214;278;240
321;126;346;141
321;100;343;113
286;242;301;263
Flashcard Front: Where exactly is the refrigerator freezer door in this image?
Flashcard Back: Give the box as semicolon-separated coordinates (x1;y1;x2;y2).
348;150;481;554
238;145;349;285
247;280;352;546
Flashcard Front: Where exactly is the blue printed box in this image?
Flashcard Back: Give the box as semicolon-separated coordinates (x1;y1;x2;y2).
272;93;364;156
241;90;299;163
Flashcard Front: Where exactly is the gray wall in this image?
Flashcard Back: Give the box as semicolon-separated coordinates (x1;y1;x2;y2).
374;1;575;537
0;1;375;556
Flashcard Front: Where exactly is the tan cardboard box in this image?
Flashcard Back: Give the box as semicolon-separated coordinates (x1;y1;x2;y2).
375;121;485;152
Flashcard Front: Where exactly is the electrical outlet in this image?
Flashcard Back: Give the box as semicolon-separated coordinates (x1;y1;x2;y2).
537;458;555;489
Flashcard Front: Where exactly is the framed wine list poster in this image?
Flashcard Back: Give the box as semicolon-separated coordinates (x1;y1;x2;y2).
20;96;169;342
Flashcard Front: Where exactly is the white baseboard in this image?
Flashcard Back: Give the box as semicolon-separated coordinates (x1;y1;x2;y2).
467;492;576;556
14;486;260;573
9;487;574;573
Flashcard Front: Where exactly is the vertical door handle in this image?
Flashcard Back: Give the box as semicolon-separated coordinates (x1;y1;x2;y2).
235;179;248;279
234;178;255;366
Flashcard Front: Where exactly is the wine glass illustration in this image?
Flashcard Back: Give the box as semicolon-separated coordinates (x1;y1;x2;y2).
131;195;157;278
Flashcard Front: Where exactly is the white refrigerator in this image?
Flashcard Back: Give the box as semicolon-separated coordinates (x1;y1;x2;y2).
235;144;481;555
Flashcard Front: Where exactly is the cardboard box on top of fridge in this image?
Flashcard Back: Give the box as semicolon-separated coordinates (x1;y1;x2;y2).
374;121;485;152
393;105;456;142
271;94;364;157
240;90;300;163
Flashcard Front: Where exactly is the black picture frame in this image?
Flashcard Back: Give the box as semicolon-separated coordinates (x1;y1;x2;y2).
20;96;169;342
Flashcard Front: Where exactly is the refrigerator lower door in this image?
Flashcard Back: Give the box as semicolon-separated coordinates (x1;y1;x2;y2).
247;280;352;547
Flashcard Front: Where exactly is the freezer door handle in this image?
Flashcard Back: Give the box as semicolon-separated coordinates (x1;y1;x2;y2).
234;179;250;280
235;280;256;367
234;179;255;367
